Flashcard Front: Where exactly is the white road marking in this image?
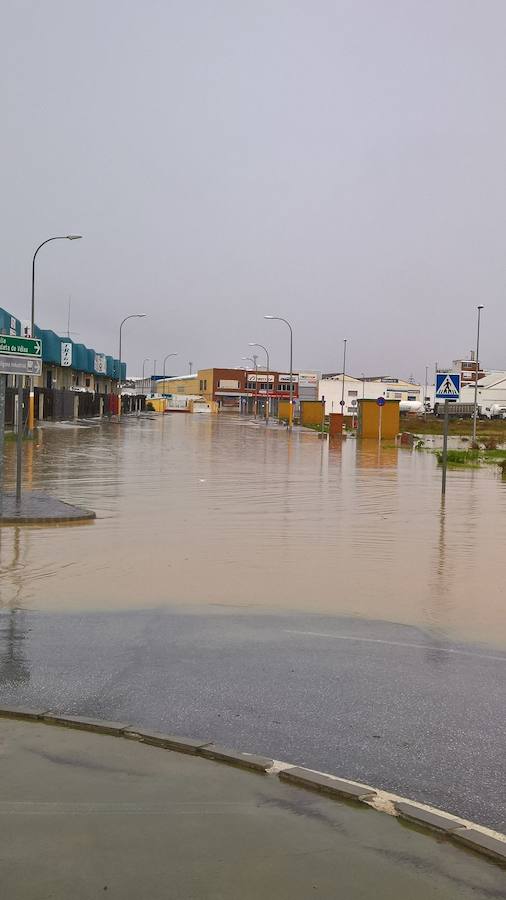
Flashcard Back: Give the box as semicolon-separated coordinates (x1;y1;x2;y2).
284;630;506;662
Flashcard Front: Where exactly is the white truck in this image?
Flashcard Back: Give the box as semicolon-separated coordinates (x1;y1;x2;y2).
483;403;506;419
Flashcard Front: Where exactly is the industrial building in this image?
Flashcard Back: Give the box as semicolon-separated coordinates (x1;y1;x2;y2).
157;367;319;412
319;374;422;417
0;305;127;424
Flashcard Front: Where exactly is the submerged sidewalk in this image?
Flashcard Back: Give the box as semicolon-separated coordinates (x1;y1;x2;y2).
0;718;503;899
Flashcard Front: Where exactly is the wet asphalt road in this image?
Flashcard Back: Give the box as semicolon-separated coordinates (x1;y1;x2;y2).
0;608;504;833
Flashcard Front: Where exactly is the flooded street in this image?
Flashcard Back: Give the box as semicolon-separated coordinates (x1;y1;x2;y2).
0;414;505;646
1;414;505;831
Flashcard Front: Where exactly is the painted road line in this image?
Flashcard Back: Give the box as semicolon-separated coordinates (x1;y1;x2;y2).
284;630;506;663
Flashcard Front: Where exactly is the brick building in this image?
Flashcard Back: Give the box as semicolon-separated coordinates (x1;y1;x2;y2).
158;367;318;412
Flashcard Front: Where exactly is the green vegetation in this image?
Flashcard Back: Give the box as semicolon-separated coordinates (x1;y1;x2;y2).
401;415;506;439
5;431;34;442
435;448;506;467
304;422;329;433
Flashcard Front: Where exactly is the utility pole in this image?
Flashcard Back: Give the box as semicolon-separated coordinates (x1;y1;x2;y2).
472;306;484;445
341;339;347;414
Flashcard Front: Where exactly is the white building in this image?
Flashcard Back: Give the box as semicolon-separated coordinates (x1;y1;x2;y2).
319;375;422;416
460;371;506;417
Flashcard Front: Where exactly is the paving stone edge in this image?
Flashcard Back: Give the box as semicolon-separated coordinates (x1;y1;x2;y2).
0;706;504;867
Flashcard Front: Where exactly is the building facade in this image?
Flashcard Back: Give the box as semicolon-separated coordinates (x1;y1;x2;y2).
158;368;319;411
0;305;127;423
319;374;422;417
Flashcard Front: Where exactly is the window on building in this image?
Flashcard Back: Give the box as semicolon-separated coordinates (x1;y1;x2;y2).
85;378;90;388
199;380;203;391
394;392;402;399
348;390;358;397
246;381;256;390
407;395;416;401
203;379;207;390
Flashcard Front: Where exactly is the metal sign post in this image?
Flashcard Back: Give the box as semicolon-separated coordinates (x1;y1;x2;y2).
441;400;449;495
0;374;5;512
377;396;386;441
0;337;43;506
16;378;23;502
436;372;460;496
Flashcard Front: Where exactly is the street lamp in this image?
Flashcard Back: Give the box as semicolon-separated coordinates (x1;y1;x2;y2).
242;355;258;417
118;314;146;415
163;353;178;380
142;357;151;395
472;306;484;444
27;234;83;436
264;315;293;429
31;235;82;338
341;339;347;413
249;342;270;423
17;234;82;505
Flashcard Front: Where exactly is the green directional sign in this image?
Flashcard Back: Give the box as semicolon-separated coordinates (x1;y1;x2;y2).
0;335;42;357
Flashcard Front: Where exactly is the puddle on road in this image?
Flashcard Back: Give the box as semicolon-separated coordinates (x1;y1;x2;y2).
0;415;505;647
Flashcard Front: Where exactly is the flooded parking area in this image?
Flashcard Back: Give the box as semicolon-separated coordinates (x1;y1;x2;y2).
1;414;505;647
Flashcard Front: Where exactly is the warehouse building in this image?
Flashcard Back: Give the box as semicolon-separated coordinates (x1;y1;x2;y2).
0;306;131;424
158;367;319;413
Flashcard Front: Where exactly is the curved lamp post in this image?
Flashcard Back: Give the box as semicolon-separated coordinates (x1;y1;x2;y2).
142;357;151;395
18;235;82;505
27;235;82;436
162;353;178;397
249;342;270;423
264;315;293;429
242;355;258;417
118;314;146;417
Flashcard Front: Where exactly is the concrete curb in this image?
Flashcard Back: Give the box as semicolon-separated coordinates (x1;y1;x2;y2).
0;492;96;526
0;707;504;868
279;766;376;801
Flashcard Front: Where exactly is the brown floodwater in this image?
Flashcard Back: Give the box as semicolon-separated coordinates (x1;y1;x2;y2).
0;414;505;646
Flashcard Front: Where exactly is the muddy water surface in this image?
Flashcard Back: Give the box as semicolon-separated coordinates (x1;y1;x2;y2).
1;415;505;646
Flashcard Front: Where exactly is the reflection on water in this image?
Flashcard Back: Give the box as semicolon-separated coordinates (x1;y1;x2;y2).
0;415;505;646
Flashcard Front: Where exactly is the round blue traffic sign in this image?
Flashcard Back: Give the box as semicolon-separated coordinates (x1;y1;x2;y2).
377;397;386;407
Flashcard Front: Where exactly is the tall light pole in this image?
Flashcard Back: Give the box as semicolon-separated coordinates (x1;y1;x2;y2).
341;339;347;415
265;315;293;429
472;305;484;444
142;357;151;395
152;359;157;395
27;234;82;435
424;365;429;420
118;314;146;416
163;353;178;380
242;355;258;417
249;342;270;422
361;372;365;399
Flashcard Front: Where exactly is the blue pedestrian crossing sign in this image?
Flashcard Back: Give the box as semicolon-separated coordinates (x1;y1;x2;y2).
436;372;460;401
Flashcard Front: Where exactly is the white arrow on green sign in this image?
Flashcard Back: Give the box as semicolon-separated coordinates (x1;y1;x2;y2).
0;336;42;357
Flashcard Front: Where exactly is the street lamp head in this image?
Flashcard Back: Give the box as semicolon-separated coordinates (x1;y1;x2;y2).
264;315;275;320
478;305;484;310
66;235;82;240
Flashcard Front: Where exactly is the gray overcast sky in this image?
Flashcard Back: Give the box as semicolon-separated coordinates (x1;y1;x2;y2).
2;0;506;381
